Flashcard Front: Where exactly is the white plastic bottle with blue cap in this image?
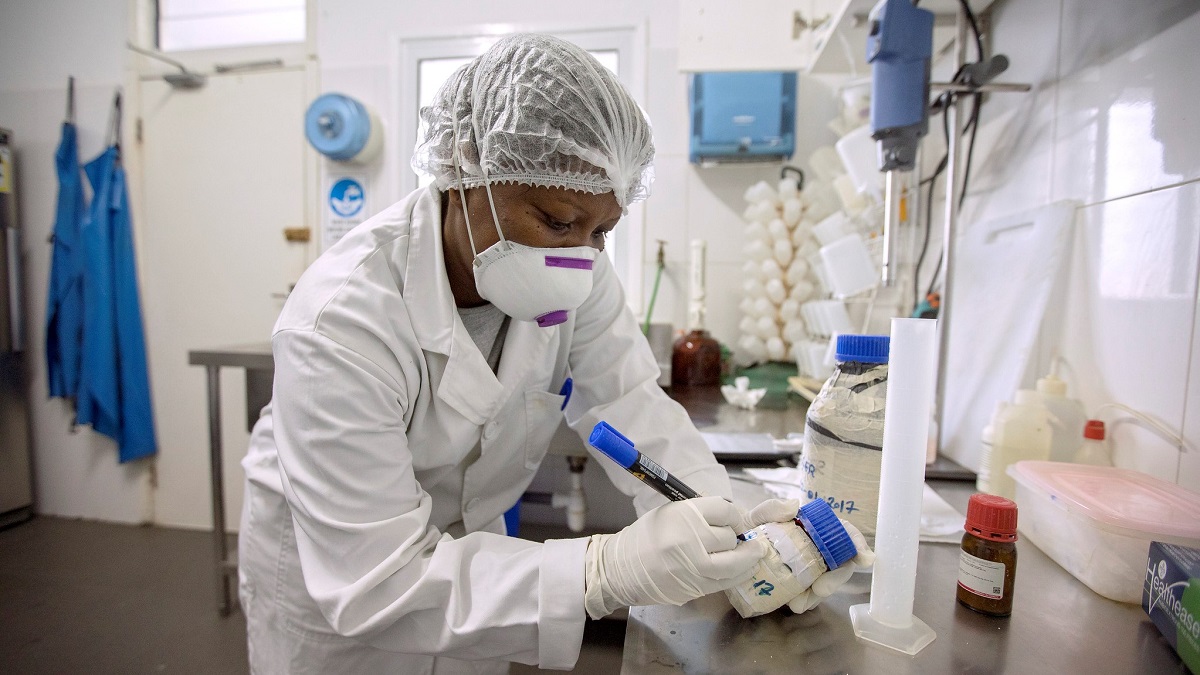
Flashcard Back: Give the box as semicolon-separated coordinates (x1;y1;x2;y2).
797;334;889;544
725;498;858;618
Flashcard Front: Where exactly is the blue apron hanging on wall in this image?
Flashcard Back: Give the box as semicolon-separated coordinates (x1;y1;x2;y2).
45;77;86;399
75;92;157;463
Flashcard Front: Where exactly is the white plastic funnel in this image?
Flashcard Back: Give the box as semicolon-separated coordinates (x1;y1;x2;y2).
849;318;938;655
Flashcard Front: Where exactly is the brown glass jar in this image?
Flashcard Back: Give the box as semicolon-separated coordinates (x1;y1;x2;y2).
957;493;1018;617
670;329;721;387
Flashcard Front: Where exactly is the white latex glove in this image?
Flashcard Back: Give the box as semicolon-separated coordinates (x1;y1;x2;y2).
786;519;875;613
584;496;773;619
735;497;802;534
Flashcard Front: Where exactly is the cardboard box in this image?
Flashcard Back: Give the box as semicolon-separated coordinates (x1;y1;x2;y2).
1144;542;1200;674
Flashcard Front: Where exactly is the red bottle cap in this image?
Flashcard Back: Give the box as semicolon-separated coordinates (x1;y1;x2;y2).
965;493;1018;542
1084;419;1106;440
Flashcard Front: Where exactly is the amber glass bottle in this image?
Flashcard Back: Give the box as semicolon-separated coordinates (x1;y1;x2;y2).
956;493;1018;616
670;329;721;387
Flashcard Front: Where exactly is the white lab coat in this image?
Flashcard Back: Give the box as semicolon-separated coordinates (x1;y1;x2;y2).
238;186;732;674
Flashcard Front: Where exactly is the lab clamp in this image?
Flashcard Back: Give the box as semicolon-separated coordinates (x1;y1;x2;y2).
853;0;1031;656
865;0;1029;457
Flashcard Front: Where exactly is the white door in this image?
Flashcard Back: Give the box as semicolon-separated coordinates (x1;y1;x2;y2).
136;66;313;529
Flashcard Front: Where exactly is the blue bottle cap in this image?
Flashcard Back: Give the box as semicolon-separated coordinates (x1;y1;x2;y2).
835;334;890;364
589;421;639;469
796;499;858;570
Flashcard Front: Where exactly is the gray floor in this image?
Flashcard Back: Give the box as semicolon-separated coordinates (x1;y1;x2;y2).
0;516;625;673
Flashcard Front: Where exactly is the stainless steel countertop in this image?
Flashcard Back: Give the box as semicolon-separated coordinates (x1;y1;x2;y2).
622;480;1186;674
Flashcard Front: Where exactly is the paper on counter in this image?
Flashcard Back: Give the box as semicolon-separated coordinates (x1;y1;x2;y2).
736;468;965;543
919;483;966;543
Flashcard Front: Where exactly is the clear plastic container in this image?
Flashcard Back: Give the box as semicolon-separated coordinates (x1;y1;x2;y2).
1034;373;1087;462
989;390;1052;499
798;334;889;543
1007;460;1200;603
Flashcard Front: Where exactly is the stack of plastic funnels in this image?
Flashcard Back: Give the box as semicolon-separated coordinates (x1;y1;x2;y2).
737;178;820;364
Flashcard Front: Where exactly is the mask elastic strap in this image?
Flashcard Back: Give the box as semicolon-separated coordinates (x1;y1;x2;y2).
466;85;508;249
450;85;481;259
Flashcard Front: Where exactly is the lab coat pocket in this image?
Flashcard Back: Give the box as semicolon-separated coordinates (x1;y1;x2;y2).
524;390;566;470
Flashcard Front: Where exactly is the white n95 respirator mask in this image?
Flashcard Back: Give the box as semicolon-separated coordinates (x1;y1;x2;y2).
450;112;600;327
472;241;597;327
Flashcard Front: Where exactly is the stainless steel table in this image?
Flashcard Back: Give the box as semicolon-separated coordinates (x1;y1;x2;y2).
188;342;274;616
621;480;1186;674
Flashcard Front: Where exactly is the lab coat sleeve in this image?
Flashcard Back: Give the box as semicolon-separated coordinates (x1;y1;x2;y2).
271;328;587;669
564;256;732;515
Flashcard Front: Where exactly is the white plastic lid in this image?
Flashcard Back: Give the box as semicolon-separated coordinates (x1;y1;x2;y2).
1036;373;1068;397
1008;461;1200;543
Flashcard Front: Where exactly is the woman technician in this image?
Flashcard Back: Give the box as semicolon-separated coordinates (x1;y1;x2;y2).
238;34;864;674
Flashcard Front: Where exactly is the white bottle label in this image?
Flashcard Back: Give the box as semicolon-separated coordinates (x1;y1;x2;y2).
958;550;1006;600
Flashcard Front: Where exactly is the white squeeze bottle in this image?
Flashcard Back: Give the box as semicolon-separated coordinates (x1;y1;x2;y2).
976;402;1006;494
989;390;1052;499
1035;371;1087;462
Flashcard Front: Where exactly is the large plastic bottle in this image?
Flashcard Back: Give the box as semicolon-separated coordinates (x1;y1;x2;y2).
798;334;889;543
988;390;1052;499
1034;372;1087;462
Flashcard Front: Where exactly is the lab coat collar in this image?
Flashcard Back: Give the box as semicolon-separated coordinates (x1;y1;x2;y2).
404;187;552;425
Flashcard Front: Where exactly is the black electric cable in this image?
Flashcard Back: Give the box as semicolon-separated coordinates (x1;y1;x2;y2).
913;101;951;307
923;0;987;299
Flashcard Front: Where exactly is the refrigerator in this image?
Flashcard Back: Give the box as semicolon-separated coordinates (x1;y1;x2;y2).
0;127;34;528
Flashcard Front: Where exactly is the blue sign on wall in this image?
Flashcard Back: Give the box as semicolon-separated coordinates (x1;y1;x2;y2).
329;177;364;217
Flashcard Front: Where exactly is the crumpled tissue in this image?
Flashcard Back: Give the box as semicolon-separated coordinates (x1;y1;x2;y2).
721;376;768;410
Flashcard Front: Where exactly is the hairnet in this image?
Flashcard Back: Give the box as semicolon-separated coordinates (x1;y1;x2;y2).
412;33;655;209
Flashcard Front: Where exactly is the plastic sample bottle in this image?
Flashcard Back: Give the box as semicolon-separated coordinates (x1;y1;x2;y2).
726;498;858;618
1073;419;1112;466
957;493;1018;617
988;390;1051;499
975;402;1005;493
1035;372;1087;462
798;334;889;543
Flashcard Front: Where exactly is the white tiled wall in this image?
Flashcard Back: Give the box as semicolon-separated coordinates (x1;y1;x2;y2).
946;0;1200;491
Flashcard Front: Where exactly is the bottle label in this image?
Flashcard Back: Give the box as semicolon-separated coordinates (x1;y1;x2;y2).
958;550;1006;600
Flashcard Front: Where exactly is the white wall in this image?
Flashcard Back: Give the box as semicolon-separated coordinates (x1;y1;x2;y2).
947;0;1200;490
8;0;1195;530
315;0;844;360
0;0;151;524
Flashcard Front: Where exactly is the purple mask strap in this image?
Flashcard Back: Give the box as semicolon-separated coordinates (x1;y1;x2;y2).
545;256;594;270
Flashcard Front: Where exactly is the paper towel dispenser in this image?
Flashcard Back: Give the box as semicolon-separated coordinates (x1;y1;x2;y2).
689;71;797;165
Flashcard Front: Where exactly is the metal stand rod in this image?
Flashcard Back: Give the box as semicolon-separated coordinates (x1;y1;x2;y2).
934;9;969;456
908;146;923;316
206;364;232;616
881;170;898;286
930;81;1031;93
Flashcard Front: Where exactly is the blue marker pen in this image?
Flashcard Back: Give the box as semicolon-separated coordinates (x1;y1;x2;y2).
589;421;859;561
589;421;702;502
590;421;758;542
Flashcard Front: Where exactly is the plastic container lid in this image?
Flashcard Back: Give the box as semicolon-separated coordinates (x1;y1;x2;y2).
796;499;858;570
965;493;1018;542
835;334;890;364
1083;420;1106;440
1008;461;1200;543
